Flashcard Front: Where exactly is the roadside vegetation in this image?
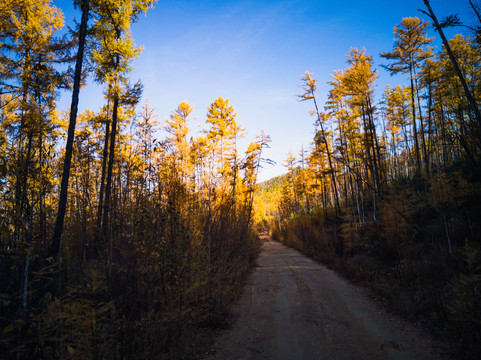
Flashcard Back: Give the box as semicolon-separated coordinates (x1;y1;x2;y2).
260;3;481;358
0;1;266;358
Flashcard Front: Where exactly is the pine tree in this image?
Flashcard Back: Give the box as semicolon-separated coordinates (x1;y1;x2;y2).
343;48;383;194
51;0;90;258
382;85;412;178
205;97;244;201
298;71;341;215
381;17;434;177
422;0;481;135
89;0;155;247
165;101;193;184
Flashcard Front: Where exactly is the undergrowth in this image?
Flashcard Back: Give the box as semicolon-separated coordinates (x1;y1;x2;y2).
271;172;481;359
1;202;260;359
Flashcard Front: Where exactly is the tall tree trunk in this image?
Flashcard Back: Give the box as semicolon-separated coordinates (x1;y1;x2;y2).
423;0;481;134
102;76;120;242
94;95;111;251
366;99;382;191
50;0;90;258
468;0;481;24
312;96;341;216
360;106;376;186
439;101;448;167
427;82;434;167
39;128;46;248
23;204;32;321
409;65;422;177
414;72;430;176
14;80;30;245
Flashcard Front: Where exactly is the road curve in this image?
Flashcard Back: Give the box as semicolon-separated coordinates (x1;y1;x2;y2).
209;239;440;360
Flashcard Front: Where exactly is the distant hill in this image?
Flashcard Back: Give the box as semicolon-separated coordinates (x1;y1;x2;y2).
257;173;286;190
253;173;287;223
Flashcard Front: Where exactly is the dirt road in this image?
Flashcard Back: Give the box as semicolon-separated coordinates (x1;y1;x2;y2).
209;239;440;360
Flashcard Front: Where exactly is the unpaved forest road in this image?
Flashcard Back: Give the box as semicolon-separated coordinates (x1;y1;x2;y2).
209;239;441;360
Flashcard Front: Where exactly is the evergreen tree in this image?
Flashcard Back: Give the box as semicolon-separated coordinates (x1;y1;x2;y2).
298;71;341;215
89;0;154;246
381;17;434;176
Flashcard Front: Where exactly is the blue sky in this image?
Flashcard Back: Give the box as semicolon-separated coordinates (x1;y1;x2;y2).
54;0;474;182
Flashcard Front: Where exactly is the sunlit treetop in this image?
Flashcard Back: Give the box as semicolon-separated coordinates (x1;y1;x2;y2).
0;0;65;95
380;17;434;74
89;0;156;83
297;71;317;102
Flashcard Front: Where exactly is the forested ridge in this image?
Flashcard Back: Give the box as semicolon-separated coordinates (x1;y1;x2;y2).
0;0;268;358
262;2;481;358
